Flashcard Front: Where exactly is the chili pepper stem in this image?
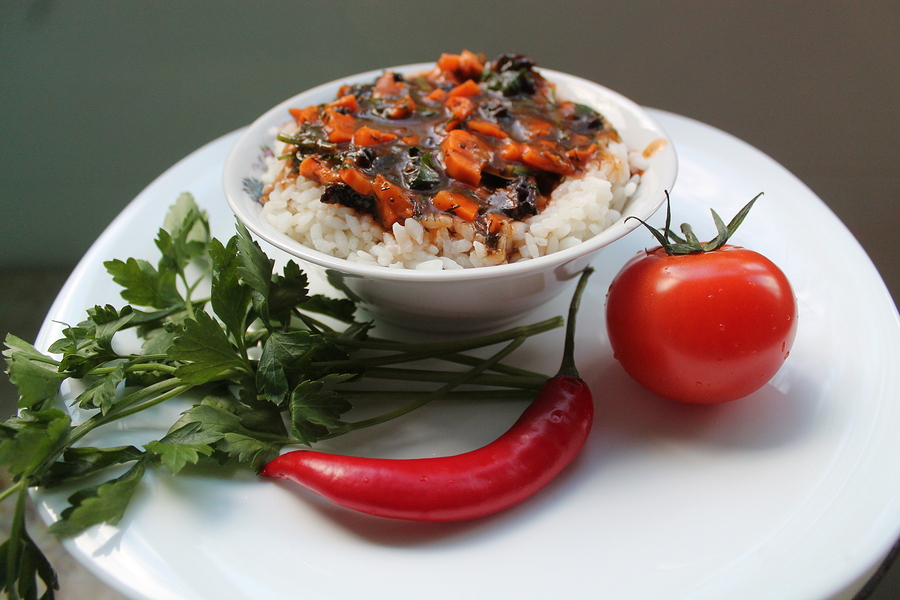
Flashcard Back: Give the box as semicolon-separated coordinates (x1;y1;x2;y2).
557;268;594;379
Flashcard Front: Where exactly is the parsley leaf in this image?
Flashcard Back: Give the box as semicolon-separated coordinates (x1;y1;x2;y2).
3;336;64;411
73;362;125;414
0;409;70;480
0;507;59;599
145;422;222;474
209;236;252;346
104;257;182;309
167;311;248;384
256;330;347;406
289;373;353;445
48;458;149;538
37;445;144;488
174;404;283;470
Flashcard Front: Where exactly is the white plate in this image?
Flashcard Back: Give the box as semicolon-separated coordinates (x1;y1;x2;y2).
33;111;900;600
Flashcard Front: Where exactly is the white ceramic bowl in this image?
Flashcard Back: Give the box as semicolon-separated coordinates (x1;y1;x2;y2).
223;63;677;331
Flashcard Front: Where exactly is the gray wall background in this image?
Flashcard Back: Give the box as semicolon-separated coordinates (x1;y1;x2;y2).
2;0;898;304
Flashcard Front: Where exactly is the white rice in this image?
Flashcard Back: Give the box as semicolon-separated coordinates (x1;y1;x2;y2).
259;132;642;270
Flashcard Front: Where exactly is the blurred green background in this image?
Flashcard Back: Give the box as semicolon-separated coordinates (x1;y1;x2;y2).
1;1;898;599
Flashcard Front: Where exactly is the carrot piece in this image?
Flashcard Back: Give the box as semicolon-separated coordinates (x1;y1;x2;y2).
436;53;462;74
329;94;359;113
373;71;407;98
440;129;490;187
499;141;525;162
372;174;415;227
457;50;485;79
520;142;574;175
485;212;509;234
352;126;398;147
340;166;374;196
299;156;341;185
467;119;508;139
432;190;480;222
322;106;356;143
426;88;448;102
384;94;416;119
517;116;554;140
448;79;481;98
289;106;319;125
431;51;485;85
444;95;475;121
567;143;598;167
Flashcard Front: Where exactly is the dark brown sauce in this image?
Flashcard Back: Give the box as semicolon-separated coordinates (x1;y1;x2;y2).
266;51;621;237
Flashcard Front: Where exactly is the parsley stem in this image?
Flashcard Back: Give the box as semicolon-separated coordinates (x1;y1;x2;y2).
338;389;535;401
361;367;545;389
66;378;189;446
319;316;561;370
105;383;193;422
436;352;549;379
7;487;30;600
0;477;24;504
323;336;527;438
88;362;178;376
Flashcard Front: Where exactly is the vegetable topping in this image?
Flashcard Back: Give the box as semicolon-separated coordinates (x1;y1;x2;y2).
264;51;622;239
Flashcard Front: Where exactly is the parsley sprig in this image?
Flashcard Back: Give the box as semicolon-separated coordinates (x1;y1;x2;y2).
0;193;559;599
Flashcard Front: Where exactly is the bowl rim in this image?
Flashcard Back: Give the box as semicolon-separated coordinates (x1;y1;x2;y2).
223;62;677;282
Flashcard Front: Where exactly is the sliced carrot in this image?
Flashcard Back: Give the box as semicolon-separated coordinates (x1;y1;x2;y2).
499;141;525;162
328;94;359;113
321;106;356;143
384;94;416;119
352;126;398;147
448;79;481;98
444;95;475;121
372;174;415;227
373;71;407;98
425;88;448;102
434;50;485;84
457;50;485;79
432;190;480;222
288;106;319;125
436;53;461;74
520;142;574;175
298;156;341;185
517;116;554;140
340;165;374;196
467;119;508;139
440;129;490;187
484;212;509;236
567;143;598;167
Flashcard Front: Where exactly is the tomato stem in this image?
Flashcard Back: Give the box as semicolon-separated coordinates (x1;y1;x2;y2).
630;192;763;255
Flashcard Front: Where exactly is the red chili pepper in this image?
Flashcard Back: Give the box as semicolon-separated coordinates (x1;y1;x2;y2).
260;269;595;521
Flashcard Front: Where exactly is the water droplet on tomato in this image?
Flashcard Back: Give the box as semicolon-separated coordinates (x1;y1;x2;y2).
420;476;428;482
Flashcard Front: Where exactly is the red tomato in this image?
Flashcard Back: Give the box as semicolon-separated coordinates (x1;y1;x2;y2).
605;245;797;404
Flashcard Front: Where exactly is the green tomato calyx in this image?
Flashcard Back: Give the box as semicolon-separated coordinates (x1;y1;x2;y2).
630;192;762;255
